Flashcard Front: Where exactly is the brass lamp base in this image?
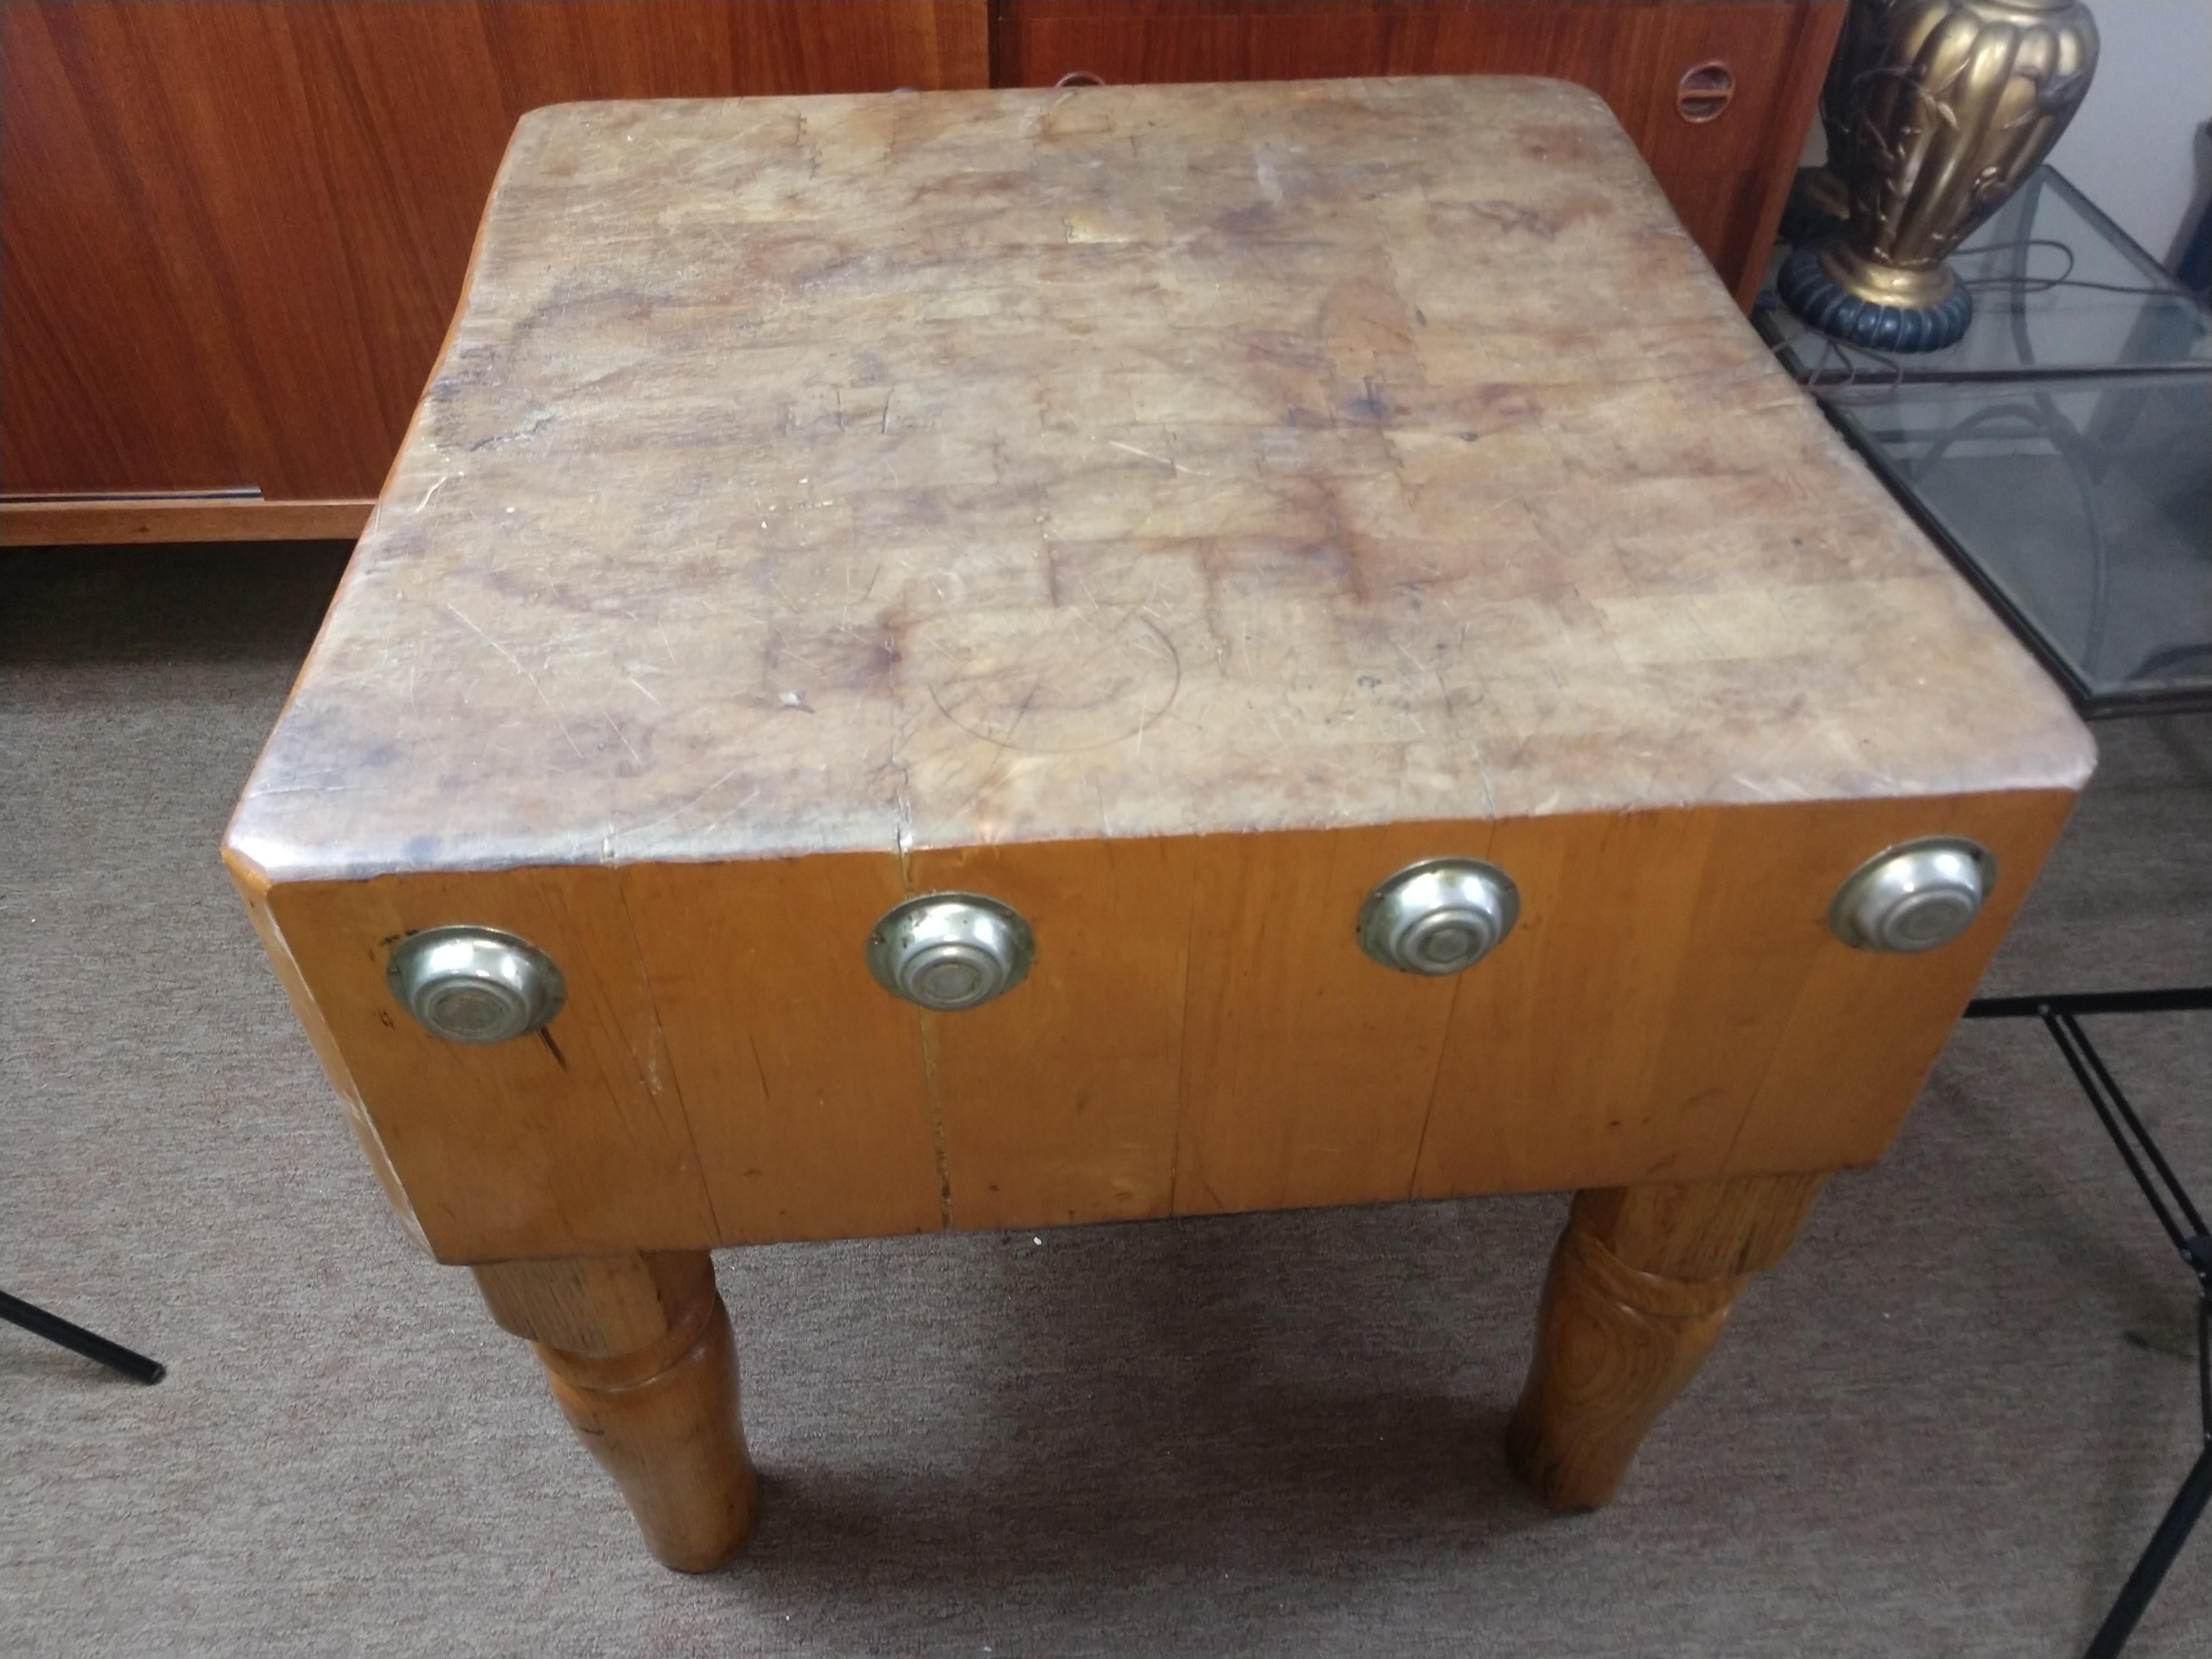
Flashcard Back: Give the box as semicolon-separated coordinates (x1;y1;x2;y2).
1777;246;1974;353
1783;0;2098;354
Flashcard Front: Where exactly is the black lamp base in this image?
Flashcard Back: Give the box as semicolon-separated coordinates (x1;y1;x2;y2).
1777;247;1974;354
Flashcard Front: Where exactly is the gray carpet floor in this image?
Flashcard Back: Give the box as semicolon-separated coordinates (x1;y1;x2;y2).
3;542;2209;1658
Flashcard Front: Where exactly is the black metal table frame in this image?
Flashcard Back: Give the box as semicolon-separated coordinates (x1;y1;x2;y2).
1962;988;2212;1657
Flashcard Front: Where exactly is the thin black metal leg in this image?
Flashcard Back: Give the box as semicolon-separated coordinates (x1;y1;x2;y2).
1965;989;2212;1657
0;1288;166;1384
2085;1439;2212;1659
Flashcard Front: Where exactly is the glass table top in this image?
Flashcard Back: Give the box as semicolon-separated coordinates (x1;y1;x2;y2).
1763;168;2212;385
1840;376;2209;709
1755;168;2212;716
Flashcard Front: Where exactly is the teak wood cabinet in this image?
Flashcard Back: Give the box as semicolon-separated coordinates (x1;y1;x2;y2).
1;0;1840;545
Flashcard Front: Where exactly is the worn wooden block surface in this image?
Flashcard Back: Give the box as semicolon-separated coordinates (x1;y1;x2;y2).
225;80;2093;1261
226;77;2087;883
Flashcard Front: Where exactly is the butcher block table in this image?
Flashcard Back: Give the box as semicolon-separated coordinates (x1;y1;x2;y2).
225;76;2094;1571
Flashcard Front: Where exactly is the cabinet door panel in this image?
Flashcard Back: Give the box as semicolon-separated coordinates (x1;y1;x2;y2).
996;1;1841;305
1;2;989;502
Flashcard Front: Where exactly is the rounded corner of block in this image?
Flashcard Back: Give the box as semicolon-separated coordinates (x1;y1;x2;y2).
1505;75;1625;135
220;824;339;896
2057;726;2100;794
219;825;276;891
2026;695;2101;798
507;102;568;140
1537;76;1614;115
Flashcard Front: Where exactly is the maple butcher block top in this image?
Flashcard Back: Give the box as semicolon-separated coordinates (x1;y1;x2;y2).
226;77;2091;885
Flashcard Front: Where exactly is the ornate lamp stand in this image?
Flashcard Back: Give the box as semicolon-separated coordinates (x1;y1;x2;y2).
1782;0;2099;351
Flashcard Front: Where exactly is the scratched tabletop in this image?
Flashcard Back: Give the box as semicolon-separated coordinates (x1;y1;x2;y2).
228;77;2090;884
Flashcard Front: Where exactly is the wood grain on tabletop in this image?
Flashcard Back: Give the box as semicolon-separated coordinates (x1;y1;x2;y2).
223;79;2095;1260
996;0;1846;306
226;77;2090;886
0;0;988;501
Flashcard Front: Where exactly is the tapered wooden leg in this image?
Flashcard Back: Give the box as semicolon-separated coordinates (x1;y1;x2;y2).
1507;1173;1827;1511
471;1250;758;1571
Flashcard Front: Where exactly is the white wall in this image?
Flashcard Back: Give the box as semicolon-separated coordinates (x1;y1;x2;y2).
2046;0;2212;264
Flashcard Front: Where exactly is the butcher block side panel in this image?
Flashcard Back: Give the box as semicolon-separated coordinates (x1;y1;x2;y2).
1170;821;1479;1215
262;865;725;1261
1413;787;2082;1198
226;852;431;1255
1414;805;1733;1194
913;836;1200;1230
260;855;943;1262
618;854;945;1244
1722;787;2082;1176
248;786;2077;1260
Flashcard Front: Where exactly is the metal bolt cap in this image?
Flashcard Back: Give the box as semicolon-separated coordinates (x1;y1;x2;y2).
867;893;1035;1011
387;926;567;1044
1829;837;1996;953
1358;858;1520;975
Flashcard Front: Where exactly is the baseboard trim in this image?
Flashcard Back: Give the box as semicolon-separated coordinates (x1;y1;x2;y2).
1;496;375;546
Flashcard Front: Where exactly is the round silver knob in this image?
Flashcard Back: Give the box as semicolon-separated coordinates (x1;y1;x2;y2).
1358;858;1520;975
866;893;1035;1011
1828;837;1996;953
386;926;567;1044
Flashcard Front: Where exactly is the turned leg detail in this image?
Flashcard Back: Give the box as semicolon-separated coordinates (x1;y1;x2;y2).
1507;1173;1827;1511
472;1250;758;1571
